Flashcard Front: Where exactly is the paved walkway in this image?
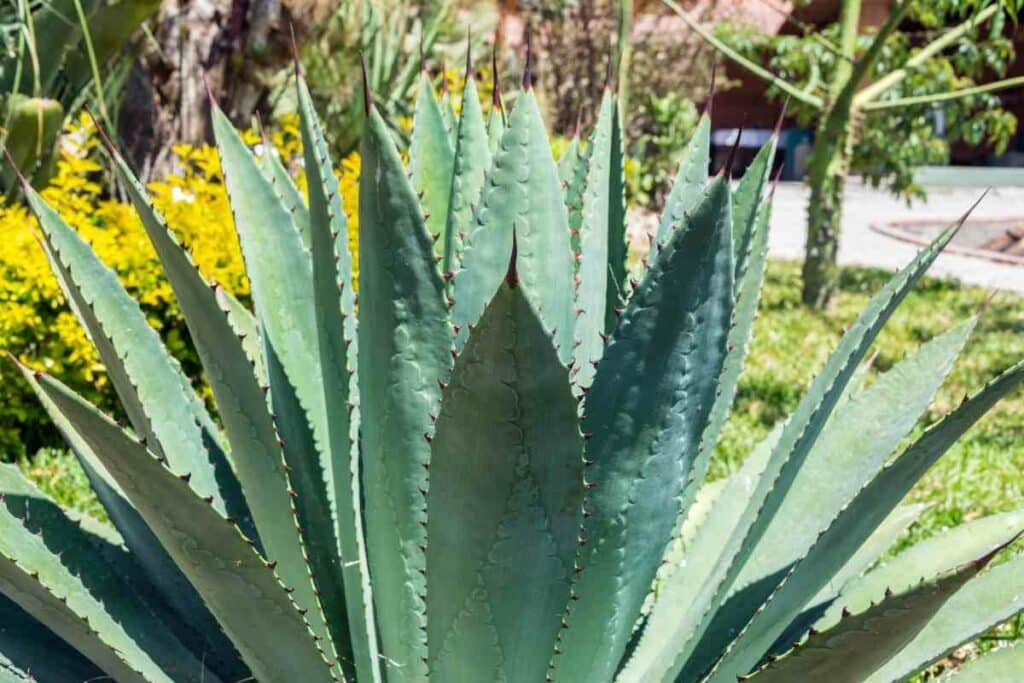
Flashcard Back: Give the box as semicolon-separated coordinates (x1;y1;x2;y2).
768;180;1024;293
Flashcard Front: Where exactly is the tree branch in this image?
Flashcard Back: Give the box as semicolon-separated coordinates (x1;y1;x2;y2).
861;75;1024;110
853;3;1000;106
659;0;825;109
836;0;912;104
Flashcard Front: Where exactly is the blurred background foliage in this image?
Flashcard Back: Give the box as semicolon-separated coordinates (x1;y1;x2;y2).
716;0;1020;201
0;110;360;458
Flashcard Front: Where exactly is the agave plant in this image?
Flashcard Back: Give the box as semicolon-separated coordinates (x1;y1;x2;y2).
4;45;1024;683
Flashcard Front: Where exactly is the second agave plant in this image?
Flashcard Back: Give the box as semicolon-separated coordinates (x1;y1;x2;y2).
2;45;1023;683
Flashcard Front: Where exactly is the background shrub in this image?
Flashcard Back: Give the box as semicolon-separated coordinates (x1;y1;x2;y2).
0;113;360;458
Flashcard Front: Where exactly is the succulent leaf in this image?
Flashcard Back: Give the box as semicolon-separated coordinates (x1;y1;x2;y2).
605;92;628;334
561;130;588;265
676;180;773;539
659;216;969;681
33;373;337;682
212;101;344;668
704;350;1020;682
0;462;212;682
453;88;576;363
655;113;710;249
216;287;266;383
486;98;506;155
0;592;104;683
442;72;491;277
687;318;976;678
257;142;312;247
297;73;380;683
410;72;456;256
428;283;584;681
22;183;247;527
864;550;1024;681
763;502;931;662
16;363;248;680
731;134;777;282
572;89;616;389
748;554;994;683
815;509;1024;635
359;101;453;681
618;423;780;682
555;177;734;681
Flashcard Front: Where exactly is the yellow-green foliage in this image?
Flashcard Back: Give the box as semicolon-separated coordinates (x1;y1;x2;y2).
0;113;360;457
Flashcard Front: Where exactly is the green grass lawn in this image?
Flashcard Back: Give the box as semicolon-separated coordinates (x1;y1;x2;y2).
715;261;1024;546
17;259;1024;675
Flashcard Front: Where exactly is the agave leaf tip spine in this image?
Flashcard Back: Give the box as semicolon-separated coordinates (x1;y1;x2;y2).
523;28;534;90
772;100;788;139
722;124;744;177
492;38;503;108
705;58;718;118
289;23;304;78
360;54;373;114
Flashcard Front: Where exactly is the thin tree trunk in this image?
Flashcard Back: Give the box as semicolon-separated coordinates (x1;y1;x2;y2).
802;129;851;309
801;0;860;309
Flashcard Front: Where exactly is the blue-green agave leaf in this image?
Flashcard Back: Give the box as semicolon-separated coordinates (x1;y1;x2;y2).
15;361;247;681
705;350;1021;683
428;282;584;681
763;502;930;663
654;213;970;681
560;129;587;264
410;71;455;256
555;177;734;682
748;553;996;683
486;96;505;156
452;87;576;364
618;422;780;683
215;286;266;384
815;509;1024;635
212;101;346;671
731;134;776;282
297;72;380;683
442;72;491;277
689;318;976;679
359;101;453;682
257;142;311;247
33;373;338;683
865;551;1024;681
675;189;773;540
605;91;628;334
109;117;338;671
22;182;247;528
0;592;104;683
655;113;709;249
573;88;616;389
0;462;213;682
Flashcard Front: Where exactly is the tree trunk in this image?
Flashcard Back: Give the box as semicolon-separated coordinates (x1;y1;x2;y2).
801;133;850;309
118;0;329;179
801;0;860;310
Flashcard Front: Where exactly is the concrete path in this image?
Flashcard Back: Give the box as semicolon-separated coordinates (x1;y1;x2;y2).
768;180;1024;293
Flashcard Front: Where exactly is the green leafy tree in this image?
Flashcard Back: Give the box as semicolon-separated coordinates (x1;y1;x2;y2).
664;0;1024;309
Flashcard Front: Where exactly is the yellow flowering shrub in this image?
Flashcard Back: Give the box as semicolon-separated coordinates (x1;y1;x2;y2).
0;113;360;458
